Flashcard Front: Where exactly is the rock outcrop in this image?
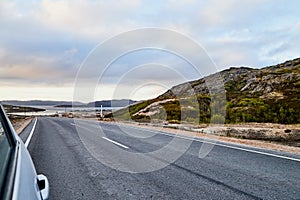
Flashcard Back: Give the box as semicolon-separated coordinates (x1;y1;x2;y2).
112;57;300;124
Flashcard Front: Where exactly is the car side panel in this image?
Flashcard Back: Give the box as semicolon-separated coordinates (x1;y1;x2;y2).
12;139;42;200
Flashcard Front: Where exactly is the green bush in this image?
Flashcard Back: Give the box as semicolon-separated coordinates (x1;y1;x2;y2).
210;114;225;124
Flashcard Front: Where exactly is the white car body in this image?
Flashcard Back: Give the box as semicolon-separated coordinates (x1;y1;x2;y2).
0;105;49;200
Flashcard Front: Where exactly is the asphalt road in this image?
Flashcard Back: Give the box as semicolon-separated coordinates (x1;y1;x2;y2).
20;117;300;200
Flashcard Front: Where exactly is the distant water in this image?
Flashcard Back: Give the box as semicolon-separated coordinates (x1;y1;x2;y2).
8;105;123;116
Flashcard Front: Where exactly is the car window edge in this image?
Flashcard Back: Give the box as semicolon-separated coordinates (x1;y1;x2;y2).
0;143;19;200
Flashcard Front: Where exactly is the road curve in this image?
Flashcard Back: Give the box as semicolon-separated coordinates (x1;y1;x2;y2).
21;117;300;200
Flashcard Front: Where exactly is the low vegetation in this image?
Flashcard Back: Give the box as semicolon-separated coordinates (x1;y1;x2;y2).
107;57;300;125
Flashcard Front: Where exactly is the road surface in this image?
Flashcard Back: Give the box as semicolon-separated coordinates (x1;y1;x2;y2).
20;117;300;200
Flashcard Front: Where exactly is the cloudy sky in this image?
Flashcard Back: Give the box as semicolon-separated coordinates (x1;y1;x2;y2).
1;0;300;102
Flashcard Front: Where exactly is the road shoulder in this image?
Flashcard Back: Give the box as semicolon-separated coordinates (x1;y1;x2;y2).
109;121;300;155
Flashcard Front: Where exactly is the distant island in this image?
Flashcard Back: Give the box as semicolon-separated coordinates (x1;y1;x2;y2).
1;99;137;108
3;104;45;113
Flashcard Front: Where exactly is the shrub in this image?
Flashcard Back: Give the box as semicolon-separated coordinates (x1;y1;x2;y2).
210;114;225;124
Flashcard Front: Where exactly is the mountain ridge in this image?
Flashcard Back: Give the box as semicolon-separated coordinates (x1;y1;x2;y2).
111;57;300;124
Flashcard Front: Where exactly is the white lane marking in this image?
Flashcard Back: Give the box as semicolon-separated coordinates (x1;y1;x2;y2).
102;137;129;149
151;130;300;162
213;142;300;162
119;124;300;162
25;118;37;148
71;122;129;149
73;121;300;162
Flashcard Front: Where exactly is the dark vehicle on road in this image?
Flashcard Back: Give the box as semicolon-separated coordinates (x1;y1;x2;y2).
0;105;49;200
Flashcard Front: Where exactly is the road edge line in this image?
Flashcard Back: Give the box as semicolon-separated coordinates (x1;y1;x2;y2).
25;118;37;148
117;123;300;162
158;131;300;162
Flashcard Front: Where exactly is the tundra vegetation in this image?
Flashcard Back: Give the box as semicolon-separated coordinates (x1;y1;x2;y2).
109;58;300;125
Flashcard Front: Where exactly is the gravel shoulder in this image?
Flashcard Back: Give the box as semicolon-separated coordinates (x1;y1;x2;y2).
112;120;300;155
9;116;33;134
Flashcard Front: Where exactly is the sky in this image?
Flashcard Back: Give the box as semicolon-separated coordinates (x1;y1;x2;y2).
0;0;300;102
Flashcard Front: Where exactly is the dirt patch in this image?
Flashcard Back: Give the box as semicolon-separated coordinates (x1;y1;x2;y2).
8;115;33;135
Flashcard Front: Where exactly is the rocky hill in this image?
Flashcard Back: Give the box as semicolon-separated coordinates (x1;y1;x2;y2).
109;57;300;124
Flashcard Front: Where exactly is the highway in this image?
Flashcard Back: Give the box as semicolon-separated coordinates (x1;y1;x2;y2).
20;117;300;200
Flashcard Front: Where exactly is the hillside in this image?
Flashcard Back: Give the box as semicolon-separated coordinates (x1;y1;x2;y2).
109;57;300;124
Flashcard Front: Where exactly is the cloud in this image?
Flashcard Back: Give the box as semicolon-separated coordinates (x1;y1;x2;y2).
254;21;300;65
0;48;77;86
0;86;75;101
1;0;300;101
36;0;141;40
198;0;267;27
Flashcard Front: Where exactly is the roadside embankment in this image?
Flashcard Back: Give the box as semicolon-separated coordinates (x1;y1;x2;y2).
8;115;33;134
